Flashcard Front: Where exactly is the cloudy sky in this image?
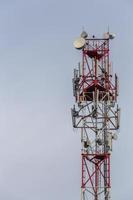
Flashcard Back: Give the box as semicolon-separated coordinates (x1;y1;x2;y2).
0;0;132;199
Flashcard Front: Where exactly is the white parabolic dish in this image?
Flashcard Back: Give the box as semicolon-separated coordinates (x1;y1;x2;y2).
73;37;86;49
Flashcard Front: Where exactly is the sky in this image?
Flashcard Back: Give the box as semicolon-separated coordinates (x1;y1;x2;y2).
0;0;132;199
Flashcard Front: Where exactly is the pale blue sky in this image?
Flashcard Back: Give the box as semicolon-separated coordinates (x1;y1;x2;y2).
0;0;132;199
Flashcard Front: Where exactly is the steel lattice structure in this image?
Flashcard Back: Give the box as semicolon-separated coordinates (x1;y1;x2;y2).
71;32;120;200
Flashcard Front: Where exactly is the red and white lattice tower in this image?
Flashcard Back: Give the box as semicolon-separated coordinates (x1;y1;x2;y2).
71;31;120;200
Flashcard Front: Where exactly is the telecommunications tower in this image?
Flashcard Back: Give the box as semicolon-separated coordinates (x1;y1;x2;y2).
71;31;120;200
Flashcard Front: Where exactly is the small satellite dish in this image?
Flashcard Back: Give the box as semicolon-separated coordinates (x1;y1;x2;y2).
112;133;118;140
104;32;116;40
80;31;88;39
109;33;116;39
73;37;86;50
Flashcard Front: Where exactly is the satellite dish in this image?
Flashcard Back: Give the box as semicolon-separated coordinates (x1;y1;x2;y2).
109;33;116;39
73;37;86;50
112;133;118;140
80;31;88;39
104;32;116;40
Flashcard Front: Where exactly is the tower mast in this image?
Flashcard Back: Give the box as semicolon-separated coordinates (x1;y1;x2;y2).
72;32;120;200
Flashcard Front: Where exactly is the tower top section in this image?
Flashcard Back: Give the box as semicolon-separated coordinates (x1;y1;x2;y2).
73;31;116;50
72;31;118;104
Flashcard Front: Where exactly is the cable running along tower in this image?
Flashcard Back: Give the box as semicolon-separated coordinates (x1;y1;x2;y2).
71;31;120;200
